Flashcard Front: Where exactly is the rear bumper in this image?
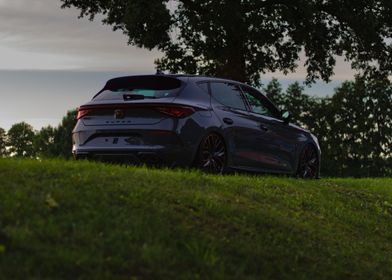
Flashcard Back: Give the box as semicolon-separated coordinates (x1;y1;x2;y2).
73;145;193;167
72;125;200;167
72;111;216;167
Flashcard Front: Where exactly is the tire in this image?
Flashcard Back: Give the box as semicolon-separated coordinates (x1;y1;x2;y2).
194;133;227;174
296;144;319;179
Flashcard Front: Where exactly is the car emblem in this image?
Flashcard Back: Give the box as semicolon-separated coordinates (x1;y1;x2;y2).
114;109;125;119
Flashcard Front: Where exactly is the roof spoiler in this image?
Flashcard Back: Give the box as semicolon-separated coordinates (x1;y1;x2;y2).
93;75;182;98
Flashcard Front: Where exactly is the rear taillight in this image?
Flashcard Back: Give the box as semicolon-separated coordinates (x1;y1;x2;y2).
154;106;195;118
76;104;196;120
76;108;93;120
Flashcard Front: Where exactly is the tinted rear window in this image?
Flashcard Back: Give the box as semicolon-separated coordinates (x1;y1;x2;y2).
210;82;247;110
94;76;182;100
95;88;179;100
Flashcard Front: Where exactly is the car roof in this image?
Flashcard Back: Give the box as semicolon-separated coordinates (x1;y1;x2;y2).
105;73;249;87
163;74;245;84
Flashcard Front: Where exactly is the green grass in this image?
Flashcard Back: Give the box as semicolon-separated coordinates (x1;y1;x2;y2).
0;158;392;279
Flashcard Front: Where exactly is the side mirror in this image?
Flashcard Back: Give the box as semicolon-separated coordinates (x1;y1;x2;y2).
281;111;291;124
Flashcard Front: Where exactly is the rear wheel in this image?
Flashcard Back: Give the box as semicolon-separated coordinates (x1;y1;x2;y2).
296;145;319;179
195;133;227;174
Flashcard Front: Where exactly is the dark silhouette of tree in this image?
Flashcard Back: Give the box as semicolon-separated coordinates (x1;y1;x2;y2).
281;82;318;127
262;76;392;177
263;78;284;108
34;126;57;158
4;111;77;159
52;110;78;159
322;75;392;177
60;0;392;85
0;128;7;157
6;122;36;158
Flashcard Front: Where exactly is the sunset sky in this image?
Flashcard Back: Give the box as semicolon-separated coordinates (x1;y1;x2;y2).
0;0;355;130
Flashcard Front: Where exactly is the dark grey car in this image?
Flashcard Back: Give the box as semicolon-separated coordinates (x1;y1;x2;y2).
73;74;321;178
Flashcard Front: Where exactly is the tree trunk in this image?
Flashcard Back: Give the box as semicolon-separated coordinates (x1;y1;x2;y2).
216;51;247;83
215;0;247;83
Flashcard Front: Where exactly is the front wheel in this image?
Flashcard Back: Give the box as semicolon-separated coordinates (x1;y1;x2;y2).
296;144;319;179
195;133;227;174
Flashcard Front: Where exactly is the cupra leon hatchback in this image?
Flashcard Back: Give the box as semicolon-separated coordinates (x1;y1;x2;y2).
73;74;321;178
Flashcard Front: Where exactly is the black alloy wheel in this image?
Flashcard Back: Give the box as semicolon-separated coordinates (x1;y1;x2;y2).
297;145;319;179
196;133;227;173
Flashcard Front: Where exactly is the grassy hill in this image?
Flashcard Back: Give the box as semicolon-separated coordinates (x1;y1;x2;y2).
0;158;392;279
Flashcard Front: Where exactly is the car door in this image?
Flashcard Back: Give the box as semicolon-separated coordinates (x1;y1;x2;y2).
209;81;259;167
239;85;302;172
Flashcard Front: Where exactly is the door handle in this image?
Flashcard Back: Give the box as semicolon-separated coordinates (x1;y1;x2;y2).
260;124;269;132
223;117;234;125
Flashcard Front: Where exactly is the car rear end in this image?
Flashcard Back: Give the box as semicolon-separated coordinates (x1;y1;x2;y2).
72;75;206;167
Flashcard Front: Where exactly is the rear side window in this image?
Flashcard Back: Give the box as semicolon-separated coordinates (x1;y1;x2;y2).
241;85;280;118
210;82;247;110
94;76;182;100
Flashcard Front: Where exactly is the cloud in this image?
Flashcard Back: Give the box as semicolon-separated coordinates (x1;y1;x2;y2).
263;55;355;81
0;0;160;71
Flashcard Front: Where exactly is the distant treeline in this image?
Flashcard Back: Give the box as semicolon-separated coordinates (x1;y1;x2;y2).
265;75;391;177
0;110;76;161
0;75;391;177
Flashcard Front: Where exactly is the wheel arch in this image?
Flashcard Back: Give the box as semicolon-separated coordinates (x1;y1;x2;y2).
295;142;321;178
192;128;231;168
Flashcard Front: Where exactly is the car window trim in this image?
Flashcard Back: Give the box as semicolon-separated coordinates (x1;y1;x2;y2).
248;110;286;124
240;85;281;119
209;81;250;112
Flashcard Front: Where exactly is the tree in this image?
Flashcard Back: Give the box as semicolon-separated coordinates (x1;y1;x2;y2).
324;75;392;177
61;0;392;85
53;110;78;159
263;78;284;108
34;126;57;158
0;128;7;157
7;122;36;158
301;75;392;177
282;82;318;127
261;77;392;177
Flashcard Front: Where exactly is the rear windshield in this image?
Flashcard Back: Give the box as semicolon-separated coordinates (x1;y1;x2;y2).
94;75;182;100
95;88;178;100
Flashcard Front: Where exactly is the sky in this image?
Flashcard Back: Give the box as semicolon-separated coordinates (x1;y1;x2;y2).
0;0;355;130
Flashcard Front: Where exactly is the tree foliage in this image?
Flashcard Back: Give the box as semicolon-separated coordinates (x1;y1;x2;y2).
265;75;392;177
263;78;284;107
3;110;77;160
0;128;7;157
34;126;57;158
52;110;78;159
281;82;318;127
321;76;392;176
6;122;36;158
60;0;392;85
33;110;78;159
